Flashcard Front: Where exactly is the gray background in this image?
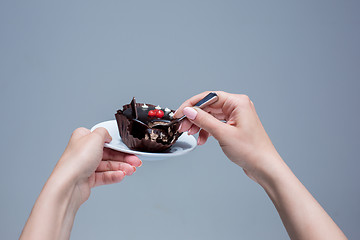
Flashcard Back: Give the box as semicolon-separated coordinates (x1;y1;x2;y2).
1;0;359;239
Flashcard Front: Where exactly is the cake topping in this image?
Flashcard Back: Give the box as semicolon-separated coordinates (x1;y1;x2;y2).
155;110;164;118
164;107;171;113
130;97;138;119
148;109;165;118
122;100;175;124
141;104;149;109
169;112;174;118
148;110;156;117
155;105;161;110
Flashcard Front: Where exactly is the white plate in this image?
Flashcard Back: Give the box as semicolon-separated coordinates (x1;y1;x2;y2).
91;120;197;161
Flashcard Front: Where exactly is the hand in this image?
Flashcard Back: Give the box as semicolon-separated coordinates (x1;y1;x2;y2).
174;91;280;183
20;127;142;240
53;127;142;205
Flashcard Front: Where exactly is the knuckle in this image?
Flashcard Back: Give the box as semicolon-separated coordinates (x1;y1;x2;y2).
237;94;252;107
107;161;112;171
70;127;90;140
111;172;118;183
72;127;87;135
240;94;251;102
106;172;113;184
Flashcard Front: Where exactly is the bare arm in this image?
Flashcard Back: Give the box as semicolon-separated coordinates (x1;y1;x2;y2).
259;154;346;240
175;91;347;240
19;171;80;240
20;127;141;240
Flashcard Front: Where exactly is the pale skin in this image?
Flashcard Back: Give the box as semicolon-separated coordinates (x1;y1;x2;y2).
20;127;142;240
174;91;347;240
20;91;347;240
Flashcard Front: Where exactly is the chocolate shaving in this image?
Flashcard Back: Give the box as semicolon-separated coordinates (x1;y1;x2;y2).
130;97;138;119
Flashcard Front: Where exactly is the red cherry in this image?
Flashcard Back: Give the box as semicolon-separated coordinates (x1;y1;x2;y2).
148;110;156;117
156;110;164;118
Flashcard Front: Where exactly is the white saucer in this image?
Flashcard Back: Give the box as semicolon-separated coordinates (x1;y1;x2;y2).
91;120;197;161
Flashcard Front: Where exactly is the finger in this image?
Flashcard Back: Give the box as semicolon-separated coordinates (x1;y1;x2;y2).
178;118;193;133
197;129;210;145
178;111;225;133
203;106;224;115
92;127;112;143
70;127;91;142
174;91;213;118
96;161;136;176
210;113;227;121
103;148;142;167
174;91;230;119
123;154;142;167
182;106;231;141
188;125;200;135
93;171;126;187
198;106;226;120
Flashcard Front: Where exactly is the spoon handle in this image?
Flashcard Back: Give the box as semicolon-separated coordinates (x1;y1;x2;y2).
194;92;219;108
178;92;219;121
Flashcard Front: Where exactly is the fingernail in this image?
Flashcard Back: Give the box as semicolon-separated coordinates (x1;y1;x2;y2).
178;122;183;132
139;160;143;167
133;166;137;172
183;107;197;120
187;127;192;135
197;137;201;145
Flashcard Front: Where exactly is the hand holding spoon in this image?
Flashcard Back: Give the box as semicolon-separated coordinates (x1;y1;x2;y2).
176;92;219;122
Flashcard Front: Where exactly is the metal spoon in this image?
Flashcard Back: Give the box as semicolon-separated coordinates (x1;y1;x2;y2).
176;92;219;122
151;92;219;129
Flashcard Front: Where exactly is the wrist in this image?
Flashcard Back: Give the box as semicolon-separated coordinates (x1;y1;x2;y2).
46;179;82;213
46;166;83;211
20;168;81;240
244;152;290;188
51;154;95;206
252;154;299;201
54;154;85;182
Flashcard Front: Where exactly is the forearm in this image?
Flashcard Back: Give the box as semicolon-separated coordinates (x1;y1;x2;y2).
20;171;81;240
257;156;347;240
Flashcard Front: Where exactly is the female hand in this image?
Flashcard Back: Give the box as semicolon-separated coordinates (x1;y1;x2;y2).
175;91;347;240
20;127;142;240
174;91;280;183
53;127;142;205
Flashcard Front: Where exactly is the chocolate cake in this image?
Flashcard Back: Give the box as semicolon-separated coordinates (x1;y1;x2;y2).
115;98;182;152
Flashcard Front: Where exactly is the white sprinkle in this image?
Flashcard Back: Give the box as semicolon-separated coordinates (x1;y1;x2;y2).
164;107;171;112
141;104;149;109
155;105;161;110
169;112;174;118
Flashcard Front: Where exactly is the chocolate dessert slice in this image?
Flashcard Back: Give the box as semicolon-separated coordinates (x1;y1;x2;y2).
115;98;182;152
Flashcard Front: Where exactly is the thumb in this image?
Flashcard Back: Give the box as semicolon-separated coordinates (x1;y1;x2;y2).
92;127;112;144
182;107;230;141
